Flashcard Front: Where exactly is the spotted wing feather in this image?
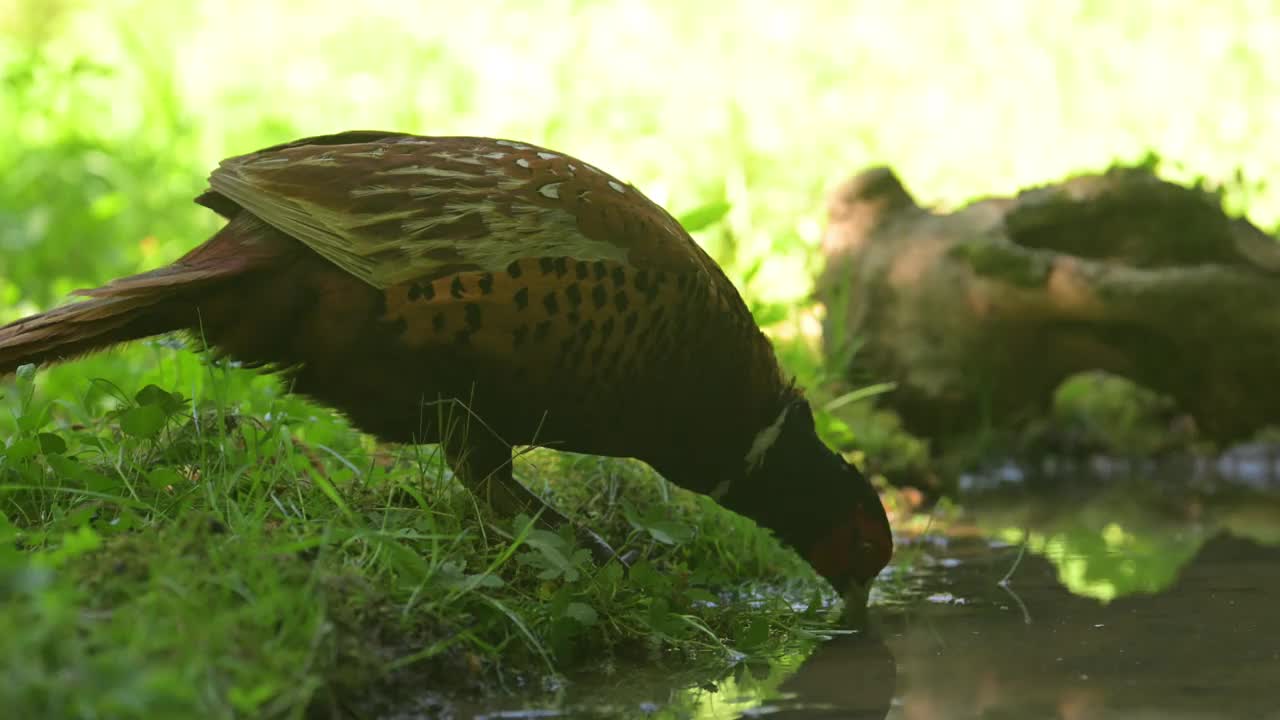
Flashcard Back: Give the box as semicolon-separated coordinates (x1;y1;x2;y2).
204;131;718;289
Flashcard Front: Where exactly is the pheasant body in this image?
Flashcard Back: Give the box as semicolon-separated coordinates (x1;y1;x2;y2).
0;131;892;598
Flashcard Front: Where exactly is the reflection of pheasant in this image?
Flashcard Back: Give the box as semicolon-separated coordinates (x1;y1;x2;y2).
0;131;892;595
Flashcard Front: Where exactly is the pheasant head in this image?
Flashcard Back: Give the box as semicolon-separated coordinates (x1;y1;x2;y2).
721;398;894;612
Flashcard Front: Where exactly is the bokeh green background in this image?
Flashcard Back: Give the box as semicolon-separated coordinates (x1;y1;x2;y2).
4;0;1276;319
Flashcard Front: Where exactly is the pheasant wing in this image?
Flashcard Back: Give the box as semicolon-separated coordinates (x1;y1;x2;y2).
203;131;716;289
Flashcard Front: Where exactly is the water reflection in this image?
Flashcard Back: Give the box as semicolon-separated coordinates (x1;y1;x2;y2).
739;632;895;719
880;530;1280;720
443;480;1280;719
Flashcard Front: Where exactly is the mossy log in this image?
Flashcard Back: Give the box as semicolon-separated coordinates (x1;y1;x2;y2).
816;164;1280;450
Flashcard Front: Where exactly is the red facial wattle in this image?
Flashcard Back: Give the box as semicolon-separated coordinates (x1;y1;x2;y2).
853;504;894;583
806;504;894;587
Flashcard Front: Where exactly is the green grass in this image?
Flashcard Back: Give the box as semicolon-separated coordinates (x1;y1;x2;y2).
2;0;1276;716
2;360;839;718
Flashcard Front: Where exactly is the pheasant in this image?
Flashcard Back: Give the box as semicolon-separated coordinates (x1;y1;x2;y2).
0;131;893;604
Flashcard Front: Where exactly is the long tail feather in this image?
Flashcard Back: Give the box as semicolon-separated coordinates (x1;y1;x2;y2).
0;292;184;375
0;212;284;376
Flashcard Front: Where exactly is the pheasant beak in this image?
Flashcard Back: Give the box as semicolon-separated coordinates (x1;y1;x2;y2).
806;502;893;626
842;577;871;627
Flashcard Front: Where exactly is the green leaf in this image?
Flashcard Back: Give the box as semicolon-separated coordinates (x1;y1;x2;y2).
822;382;898;413
44;453;116;492
14;363;36;384
521;529;580;582
134;384;186;414
43;453;81;481
628;559;666;593
646;597;680;636
440;561;506;591
119;404;166;439
376;538;432;584
146;467;184;491
4;438;40;462
644;519;694;546
81;469;118;493
134;384;170;406
547;583;574;614
564;602;598;626
734;617;771;649
678;200;731;233
598;559;624;587
623;503;694;546
59;505;98;531
467;572;504;589
15;411;44;434
36;432;66;455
